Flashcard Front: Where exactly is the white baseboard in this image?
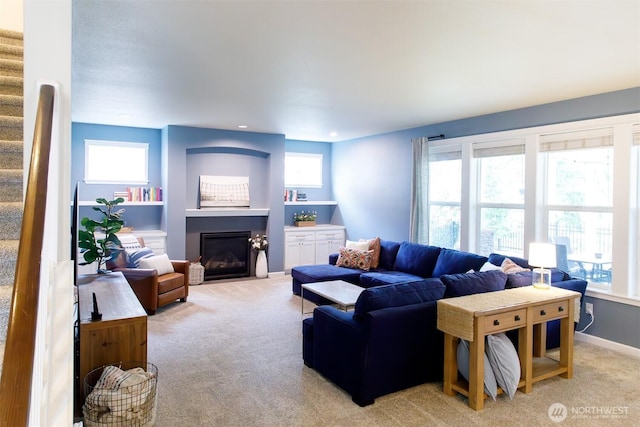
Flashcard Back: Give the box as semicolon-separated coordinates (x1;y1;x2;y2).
575;332;640;359
267;271;285;278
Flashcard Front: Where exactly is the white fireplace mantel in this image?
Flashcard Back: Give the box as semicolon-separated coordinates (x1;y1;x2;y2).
185;208;269;217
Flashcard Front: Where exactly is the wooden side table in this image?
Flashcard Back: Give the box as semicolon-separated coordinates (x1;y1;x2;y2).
78;272;148;394
437;286;581;410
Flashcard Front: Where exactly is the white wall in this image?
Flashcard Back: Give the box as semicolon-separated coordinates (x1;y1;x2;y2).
0;0;23;32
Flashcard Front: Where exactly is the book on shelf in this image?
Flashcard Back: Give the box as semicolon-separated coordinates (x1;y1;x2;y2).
284;189;308;202
124;187;163;202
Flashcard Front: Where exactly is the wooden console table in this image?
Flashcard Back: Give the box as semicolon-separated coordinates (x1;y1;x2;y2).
78;272;148;393
437;286;581;410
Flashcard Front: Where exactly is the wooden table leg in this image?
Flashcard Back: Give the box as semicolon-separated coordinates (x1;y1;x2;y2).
443;333;457;396
560;300;575;379
519;322;533;394
468;326;485;410
533;322;546;357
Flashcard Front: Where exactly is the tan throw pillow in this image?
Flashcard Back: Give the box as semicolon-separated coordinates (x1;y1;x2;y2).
501;257;530;274
336;247;374;271
360;237;381;269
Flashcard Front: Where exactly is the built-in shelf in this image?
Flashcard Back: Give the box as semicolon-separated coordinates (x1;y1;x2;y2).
185;208;270;217
284;201;337;206
77;201;163;206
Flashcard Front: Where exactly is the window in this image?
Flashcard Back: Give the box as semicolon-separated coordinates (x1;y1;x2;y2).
428;150;461;249
475;144;525;257
284;152;323;188
542;128;614;288
84;140;149;184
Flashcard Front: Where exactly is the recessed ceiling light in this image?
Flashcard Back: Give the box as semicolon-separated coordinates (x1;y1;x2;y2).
237;125;248;129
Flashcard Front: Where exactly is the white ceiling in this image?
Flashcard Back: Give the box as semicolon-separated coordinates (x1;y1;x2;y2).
71;0;640;142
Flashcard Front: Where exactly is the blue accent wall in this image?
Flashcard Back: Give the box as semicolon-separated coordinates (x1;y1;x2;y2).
71;123;163;230
284;140;335;226
333;87;640;242
332;87;640;350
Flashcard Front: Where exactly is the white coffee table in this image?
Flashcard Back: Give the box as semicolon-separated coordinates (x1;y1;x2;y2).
301;280;364;314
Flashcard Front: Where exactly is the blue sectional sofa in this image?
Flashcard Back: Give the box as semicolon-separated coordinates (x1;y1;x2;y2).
297;240;587;406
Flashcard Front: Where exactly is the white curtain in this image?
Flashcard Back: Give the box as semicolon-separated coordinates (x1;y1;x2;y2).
410;137;429;243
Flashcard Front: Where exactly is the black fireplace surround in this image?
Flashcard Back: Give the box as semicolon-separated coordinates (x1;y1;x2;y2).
200;231;250;280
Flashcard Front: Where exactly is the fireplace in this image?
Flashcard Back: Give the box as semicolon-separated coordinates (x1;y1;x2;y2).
200;231;250;280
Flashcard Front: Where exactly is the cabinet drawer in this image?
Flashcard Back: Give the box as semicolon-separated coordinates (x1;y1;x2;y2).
483;309;527;334
316;231;345;241
533;300;569;322
285;232;315;242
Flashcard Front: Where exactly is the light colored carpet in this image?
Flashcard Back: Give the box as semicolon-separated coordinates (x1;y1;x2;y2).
148;277;639;426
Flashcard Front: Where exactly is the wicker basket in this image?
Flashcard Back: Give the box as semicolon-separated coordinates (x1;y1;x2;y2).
189;262;204;285
83;361;158;427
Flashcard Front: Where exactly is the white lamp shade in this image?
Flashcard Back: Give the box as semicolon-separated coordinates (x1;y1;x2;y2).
528;243;557;268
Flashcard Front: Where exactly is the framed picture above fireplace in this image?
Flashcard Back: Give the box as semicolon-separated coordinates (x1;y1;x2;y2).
199;175;250;208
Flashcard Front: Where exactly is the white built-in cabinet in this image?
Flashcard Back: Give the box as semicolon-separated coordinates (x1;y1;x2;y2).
284;225;345;270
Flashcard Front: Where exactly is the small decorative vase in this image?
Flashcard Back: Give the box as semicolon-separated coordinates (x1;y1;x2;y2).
256;250;268;278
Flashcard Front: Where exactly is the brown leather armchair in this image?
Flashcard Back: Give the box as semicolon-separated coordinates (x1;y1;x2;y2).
115;260;189;315
107;236;190;314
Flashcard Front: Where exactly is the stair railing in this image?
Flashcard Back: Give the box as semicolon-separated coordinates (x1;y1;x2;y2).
0;84;55;426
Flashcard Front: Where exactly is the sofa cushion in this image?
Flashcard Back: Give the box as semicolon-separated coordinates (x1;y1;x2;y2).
336;247;374;271
359;271;425;288
393;242;441;278
505;269;568;288
441;270;508;298
353;278;446;320
291;264;362;284
488;253;530;269
378;240;401;270
432;248;488;277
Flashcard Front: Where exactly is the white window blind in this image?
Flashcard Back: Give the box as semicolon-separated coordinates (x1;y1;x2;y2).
539;128;613;152
429;150;461;162
473;144;525;158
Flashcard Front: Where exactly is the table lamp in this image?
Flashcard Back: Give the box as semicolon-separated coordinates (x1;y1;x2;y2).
528;242;556;289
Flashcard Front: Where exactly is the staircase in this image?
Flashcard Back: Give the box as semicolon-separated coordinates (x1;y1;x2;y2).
0;29;24;375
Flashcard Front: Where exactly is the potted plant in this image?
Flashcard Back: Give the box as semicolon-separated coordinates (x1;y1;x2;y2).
293;210;317;227
78;197;126;273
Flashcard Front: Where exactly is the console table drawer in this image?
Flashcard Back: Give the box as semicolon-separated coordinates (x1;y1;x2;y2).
533;301;569;322
483;308;527;333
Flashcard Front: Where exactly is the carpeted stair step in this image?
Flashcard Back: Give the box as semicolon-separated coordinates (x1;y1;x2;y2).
0;94;22;117
0;202;22;240
0;29;23;47
0;140;22;169
0;169;22;202
0;43;23;62
0;76;23;97
0;115;23;140
0;58;23;79
0;240;18;288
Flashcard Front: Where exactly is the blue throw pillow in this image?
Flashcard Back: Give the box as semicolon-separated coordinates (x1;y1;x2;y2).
126;247;156;268
432;248;488;277
393;242;441;278
353;278;446;320
441;270;508;298
378;240;401;270
505;272;532;288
